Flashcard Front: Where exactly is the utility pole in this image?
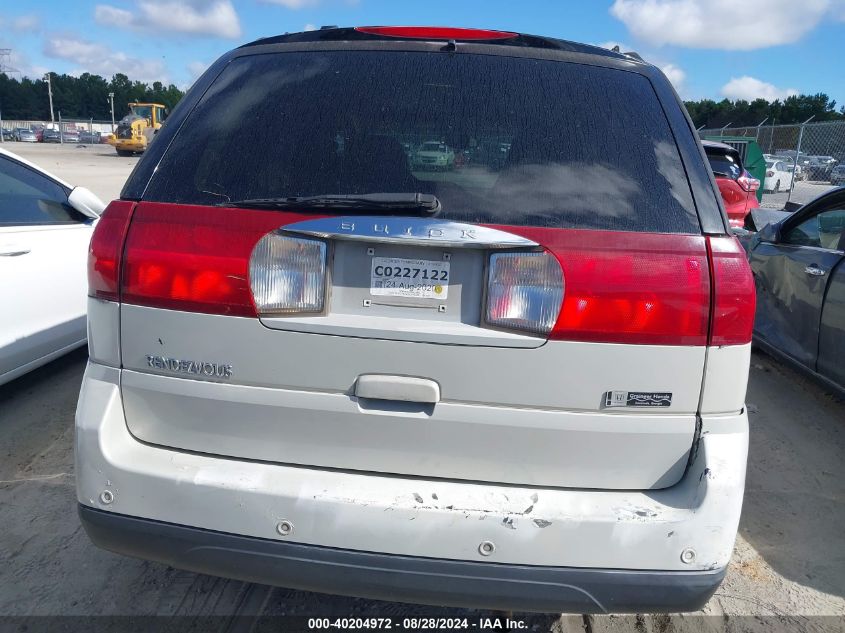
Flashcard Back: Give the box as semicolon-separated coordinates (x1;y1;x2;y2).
44;72;55;124
108;92;115;133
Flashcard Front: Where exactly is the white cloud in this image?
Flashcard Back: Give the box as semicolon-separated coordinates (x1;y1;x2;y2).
263;0;320;7
721;76;799;101
13;14;40;32
95;0;241;39
43;36;169;83
660;63;686;89
610;0;834;50
303;23;317;31
187;60;209;79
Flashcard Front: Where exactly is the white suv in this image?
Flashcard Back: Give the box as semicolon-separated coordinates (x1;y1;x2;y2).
77;26;755;613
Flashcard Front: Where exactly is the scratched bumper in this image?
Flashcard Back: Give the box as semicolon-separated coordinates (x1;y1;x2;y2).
76;361;747;605
79;504;725;613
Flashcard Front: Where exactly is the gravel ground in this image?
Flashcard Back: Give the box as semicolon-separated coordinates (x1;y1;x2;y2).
0;143;843;631
759;179;837;209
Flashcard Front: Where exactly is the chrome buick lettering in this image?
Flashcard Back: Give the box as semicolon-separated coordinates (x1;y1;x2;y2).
282;216;539;249
146;355;233;379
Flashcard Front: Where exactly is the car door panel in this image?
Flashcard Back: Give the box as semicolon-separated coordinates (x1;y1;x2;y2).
751;194;845;373
0;153;94;382
817;257;845;389
0;224;92;378
750;244;842;369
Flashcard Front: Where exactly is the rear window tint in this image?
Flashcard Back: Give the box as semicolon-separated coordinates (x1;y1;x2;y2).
145;51;700;233
705;150;742;180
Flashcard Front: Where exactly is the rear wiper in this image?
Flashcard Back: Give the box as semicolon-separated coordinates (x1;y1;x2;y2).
222;193;441;214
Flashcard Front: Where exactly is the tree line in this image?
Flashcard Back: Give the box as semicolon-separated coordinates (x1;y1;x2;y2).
684;93;844;129
0;72;184;121
1;70;843;129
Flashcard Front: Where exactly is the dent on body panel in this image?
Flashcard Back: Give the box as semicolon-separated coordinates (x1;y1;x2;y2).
751;246;788;341
818;260;845;384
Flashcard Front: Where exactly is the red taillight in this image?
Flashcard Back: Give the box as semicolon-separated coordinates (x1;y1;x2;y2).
737;173;760;192
706;236;756;346
498;229;711;345
354;26;518;40
121;203;308;317
88;200;135;301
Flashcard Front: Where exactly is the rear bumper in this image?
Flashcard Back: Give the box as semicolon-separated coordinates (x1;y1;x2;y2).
76;361;748;612
79;504;725;613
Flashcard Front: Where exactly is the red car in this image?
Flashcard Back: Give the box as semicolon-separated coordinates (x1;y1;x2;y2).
703;140;759;228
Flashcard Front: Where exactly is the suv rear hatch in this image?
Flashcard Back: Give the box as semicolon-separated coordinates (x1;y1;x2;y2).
98;36;751;490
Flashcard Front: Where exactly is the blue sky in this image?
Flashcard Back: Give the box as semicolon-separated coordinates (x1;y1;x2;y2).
2;0;844;104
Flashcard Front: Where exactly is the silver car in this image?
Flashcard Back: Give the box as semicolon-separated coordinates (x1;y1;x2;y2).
77;26;755;613
14;128;37;142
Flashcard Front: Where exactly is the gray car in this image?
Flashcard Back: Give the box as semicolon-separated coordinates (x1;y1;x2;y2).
14;128;37;142
748;188;845;394
78;130;101;144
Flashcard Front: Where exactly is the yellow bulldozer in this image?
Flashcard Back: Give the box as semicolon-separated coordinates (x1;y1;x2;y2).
111;102;167;156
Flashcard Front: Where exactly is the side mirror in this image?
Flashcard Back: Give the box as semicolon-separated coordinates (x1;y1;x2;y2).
757;222;780;244
68;186;106;219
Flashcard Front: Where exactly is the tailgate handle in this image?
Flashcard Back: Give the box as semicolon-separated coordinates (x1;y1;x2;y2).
355;375;440;404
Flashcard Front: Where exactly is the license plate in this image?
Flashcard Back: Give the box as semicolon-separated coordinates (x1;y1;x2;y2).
370;257;449;299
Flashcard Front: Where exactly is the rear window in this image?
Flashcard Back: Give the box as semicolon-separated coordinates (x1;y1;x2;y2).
145;50;699;233
705;150;742;180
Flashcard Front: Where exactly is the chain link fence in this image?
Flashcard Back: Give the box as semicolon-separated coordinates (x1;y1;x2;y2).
700;120;845;209
0;116;114;145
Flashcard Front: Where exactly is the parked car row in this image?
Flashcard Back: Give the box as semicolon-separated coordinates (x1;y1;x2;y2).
1;126;106;144
767;152;839;182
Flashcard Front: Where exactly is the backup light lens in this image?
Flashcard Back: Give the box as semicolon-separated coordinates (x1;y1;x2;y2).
486;251;564;336
249;233;327;314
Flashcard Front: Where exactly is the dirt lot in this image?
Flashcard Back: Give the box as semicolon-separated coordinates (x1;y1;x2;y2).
760;179;838;209
0;143;843;631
